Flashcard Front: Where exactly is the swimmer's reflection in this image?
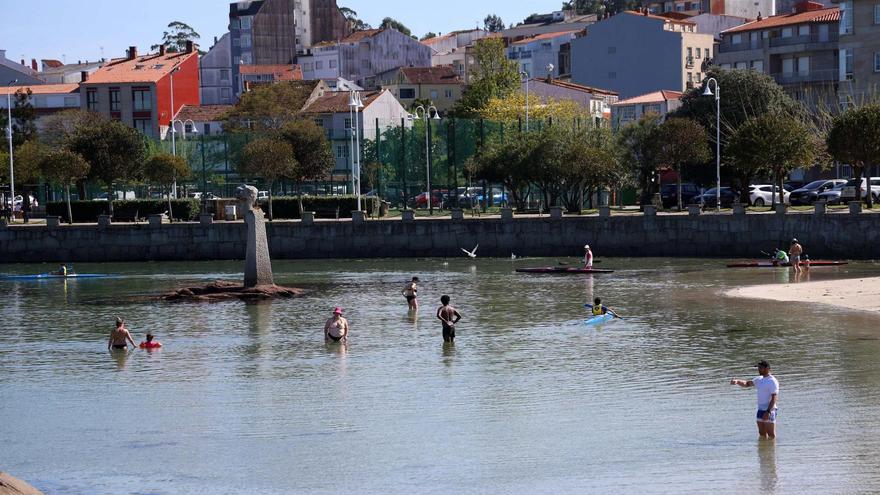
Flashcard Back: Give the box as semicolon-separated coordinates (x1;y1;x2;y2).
109;348;131;370
758;440;778;492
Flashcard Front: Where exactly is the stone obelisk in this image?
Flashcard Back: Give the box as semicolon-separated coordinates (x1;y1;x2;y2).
236;185;274;288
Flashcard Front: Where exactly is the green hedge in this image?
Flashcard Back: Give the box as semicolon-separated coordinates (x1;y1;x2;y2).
47;199;201;222
258;195;382;219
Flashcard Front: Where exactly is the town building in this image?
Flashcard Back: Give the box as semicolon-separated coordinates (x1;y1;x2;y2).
570;11;715;98
80;44;200;139
716;2;840;107
835;0;880;105
423;29;490;56
610;89;683;128
301;89;409;181
646;0;775;17
240;64;303;92
502;10;596;42
200;34;234;105
426;29;493;85
38;60;104;84
370;66;463;112
172;104;234;136
688;13;752;39
0;83;81;119
508;30;581;78
0;50;43;86
298;29;433;86
522;77;619;124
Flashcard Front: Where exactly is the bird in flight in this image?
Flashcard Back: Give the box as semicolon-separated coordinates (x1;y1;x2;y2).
461;244;478;258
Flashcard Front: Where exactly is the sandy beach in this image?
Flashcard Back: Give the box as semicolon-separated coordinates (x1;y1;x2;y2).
725;276;880;313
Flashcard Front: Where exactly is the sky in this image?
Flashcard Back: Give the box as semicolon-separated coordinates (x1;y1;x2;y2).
3;0;563;64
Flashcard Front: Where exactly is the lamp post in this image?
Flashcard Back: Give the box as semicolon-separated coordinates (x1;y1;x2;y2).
170;118;197;200
521;70;530;132
6;79;17;217
169;65;181;198
702;77;721;212
412;105;441;215
348;90;364;211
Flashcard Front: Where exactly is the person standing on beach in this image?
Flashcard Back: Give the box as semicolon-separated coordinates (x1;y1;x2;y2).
788;238;803;273
436;295;462;343
583;245;594;269
324;307;350;343
402;276;420;311
108;317;137;350
730;360;779;439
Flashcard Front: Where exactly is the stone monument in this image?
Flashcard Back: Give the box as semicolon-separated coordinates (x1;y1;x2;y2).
236;185;274;287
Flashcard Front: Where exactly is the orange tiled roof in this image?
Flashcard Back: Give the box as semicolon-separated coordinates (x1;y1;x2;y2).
174;104;233;122
620;10;697;25
239;64;303;81
612;89;682;105
5;83;79;95
533;78;619;96
399;66;462;85
421;34;452;46
86;50;197;84
723;6;839;34
511;30;581;45
41;59;64;68
301;90;383;114
340;29;384;43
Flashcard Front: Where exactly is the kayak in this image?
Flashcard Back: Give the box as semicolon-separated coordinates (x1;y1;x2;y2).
726;261;847;268
0;273;111;280
516;267;614;274
585;313;616;325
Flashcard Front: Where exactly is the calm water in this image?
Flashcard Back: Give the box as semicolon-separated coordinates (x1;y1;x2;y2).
1;257;880;494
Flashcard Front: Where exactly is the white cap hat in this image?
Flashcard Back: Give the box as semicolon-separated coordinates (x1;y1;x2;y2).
584;244;590;250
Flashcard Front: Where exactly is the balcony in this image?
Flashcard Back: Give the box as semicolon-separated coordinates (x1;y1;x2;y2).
769;32;839;48
685;55;694;68
508;50;532;60
770;68;838;85
720;40;765;53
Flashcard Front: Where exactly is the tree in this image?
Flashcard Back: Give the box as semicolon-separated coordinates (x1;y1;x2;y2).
617;113;663;208
562;0;641;15
655;118;710;210
239;138;297;220
0;89;38;147
827;104;880;209
479;91;590;123
483;14;505;32
40;150;90;224
67;119;146;216
37;110;99;149
471;131;538;210
451;38;520;117
380;17;412;37
151;21;200;53
340;7;371;30
421;32;437;41
144;153;190;221
557;127;624;212
225;82;315;131
728;113;823;207
278;120;335;182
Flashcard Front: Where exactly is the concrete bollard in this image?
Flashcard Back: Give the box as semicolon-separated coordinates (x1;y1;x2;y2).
301;211;315;225
849;201;862;215
98;215;111;228
500;207;514;221
46;216;61;228
598;206;610;218
732;203;746;216
224;204;237;221
0;219;7;229
148;214;163;227
813;201;826;215
688;205;701;216
352;210;366;224
199;213;213;226
451;208;464;221
401;210;415;222
550;206;563;219
775;204;787;216
643;205;657;216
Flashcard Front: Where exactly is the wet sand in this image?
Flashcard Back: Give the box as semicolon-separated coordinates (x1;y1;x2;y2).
725;276;880;313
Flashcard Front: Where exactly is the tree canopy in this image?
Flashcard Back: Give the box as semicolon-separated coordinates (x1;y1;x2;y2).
617;113;663;207
451;38;521;117
827;103;880;208
40;149;90;224
484;14;505;32
239;137;297;219
478;92;592;123
225;82;317;131
381;17;412;37
654;117;710;209
340;7;371;30
279;120;336;182
152;21;201;52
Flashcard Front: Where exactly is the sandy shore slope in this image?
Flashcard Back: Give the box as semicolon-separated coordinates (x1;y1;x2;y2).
725;277;880;313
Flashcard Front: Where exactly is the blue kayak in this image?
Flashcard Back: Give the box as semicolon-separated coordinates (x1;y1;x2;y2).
585;313;616;326
0;273;111;280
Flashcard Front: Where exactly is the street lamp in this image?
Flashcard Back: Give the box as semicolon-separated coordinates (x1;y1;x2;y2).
170;118;198;201
702;77;721;212
6;79;17;217
411;105;441;215
348;90;364;211
520;70;530;131
169;65;181;197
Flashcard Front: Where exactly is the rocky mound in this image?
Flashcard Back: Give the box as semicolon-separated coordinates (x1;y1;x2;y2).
163;280;303;302
0;472;45;495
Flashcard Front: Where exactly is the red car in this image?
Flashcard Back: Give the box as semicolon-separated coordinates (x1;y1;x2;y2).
411;191;444;208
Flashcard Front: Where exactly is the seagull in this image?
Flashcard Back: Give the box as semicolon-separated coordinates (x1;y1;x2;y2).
461;244;478;258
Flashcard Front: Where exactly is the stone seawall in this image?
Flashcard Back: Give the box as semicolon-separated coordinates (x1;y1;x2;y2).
1;213;879;263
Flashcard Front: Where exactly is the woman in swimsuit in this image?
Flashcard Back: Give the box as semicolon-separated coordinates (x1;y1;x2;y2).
324;307;350;343
108;317;137;350
402;276;420;310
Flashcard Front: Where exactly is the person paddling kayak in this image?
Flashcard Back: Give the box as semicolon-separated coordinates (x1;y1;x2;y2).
587;297;621;318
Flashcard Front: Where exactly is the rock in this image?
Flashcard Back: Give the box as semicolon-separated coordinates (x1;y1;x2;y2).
0;472;46;495
161;280;303;302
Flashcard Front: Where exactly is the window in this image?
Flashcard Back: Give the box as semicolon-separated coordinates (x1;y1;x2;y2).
304;62;313;71
875;52;880;72
315;60;324;70
133;118;152;137
720;63;731;69
843;48;853;79
240;52;252;64
735;61;747;69
64;96;78;107
329;59;337;69
313;119;323;127
676;3;685;11
132;88;152;110
220;69;230;82
752;60;764;72
750;32;758;45
643;104;661;114
782;58;794;75
444;89;453;98
241;35;251;47
696;47;701;59
430;89;438;100
336;145;349;158
687;47;692;59
86;89;98;110
109;89;120;111
399;88;415;99
232;38;240;47
239;16;252;29
731;34;742;44
203;123;211;136
798;56;810;76
841;1;853;34
687;72;693;83
620;106;635;121
798;25;809;36
695;72;701;81
690;2;700;9
221;87;232;100
875;4;880;24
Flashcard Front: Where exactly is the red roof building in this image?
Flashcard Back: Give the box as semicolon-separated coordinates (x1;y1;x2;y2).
81;43;200;138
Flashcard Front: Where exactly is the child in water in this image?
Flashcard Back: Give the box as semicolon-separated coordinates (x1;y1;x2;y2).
139;333;162;349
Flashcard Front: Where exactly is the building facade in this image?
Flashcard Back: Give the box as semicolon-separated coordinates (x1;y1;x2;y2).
200;34;234;105
610;89;683;128
836;0;880;105
508;30;580;78
81;44;200;139
716;3;840;107
523;78;619;123
571;11;715;98
0;50;43;86
0;84;81;121
502;10;596;42
371;66;464;111
39;61;104;84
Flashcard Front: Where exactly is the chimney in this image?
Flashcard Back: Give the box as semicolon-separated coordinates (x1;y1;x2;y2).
31;59;38;71
128;46;137;60
80;71;89;82
214;36;218;44
794;0;822;13
186;40;194;53
21;59;25;66
159;45;166;56
757;12;762;21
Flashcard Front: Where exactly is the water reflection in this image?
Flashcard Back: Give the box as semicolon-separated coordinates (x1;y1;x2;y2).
758;440;778;493
109;348;131;370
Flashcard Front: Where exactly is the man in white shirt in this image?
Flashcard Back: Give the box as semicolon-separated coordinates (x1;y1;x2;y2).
730;360;779;439
583;244;593;269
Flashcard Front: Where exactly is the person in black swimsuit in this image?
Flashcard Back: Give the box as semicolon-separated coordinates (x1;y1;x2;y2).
108;317;137;350
402;276;420;311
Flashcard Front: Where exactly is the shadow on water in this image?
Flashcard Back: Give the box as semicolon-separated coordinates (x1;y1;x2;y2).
759;440;778;493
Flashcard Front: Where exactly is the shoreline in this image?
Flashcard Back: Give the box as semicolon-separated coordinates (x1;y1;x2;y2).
725;276;880;314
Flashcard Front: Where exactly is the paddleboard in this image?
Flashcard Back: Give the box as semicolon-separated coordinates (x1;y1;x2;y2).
726;261;847;268
516;267;614;274
0;273;111;280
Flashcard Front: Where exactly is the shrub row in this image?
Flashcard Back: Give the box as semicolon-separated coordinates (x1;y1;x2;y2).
47;199;201;222
257;195;382;219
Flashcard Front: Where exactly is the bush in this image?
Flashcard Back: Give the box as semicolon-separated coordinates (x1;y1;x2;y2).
47;199;200;222
257;195;381;219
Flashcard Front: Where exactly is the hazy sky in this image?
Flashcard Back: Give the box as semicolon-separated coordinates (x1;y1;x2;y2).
3;0;562;63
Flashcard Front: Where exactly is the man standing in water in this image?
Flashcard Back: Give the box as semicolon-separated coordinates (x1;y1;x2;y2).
788;238;803;273
108;317;137;350
436;295;462;343
731;360;779;439
402;276;420;311
583;245;594;269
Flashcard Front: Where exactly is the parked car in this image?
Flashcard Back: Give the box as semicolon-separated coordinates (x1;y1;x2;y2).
660;183;701;209
748;184;790;206
411;191;443;208
839;177;880;203
783;181;804;192
817;181;850;205
788;179;847;206
694;187;739;208
92;191;136;201
257;190;270;201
